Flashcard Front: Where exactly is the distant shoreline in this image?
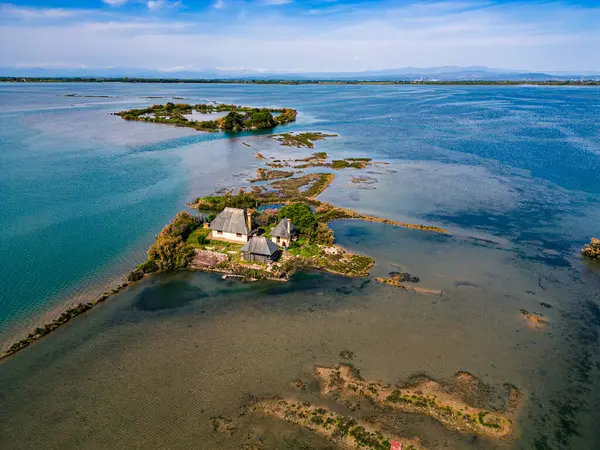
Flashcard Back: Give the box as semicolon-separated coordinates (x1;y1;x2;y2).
1;77;599;86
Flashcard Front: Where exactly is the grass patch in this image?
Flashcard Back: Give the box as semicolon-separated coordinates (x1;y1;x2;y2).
331;159;369;169
272;132;337;148
249;168;295;182
186;227;211;248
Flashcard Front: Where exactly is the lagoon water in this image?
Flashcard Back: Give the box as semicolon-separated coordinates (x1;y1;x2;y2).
1;83;600;449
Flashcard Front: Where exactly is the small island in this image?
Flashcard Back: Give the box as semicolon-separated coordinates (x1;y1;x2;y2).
271;132;337;148
1;130;448;360
115;102;297;132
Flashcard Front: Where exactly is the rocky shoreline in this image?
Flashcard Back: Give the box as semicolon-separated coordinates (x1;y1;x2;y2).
1;281;132;360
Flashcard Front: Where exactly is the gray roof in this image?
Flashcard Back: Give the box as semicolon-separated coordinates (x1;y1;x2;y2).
271;218;295;238
241;236;280;256
209;207;250;235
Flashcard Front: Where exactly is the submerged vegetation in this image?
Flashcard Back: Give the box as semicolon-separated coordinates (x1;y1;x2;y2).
581;237;600;261
116;102;297;132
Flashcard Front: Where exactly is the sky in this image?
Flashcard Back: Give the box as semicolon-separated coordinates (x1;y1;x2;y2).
1;0;599;73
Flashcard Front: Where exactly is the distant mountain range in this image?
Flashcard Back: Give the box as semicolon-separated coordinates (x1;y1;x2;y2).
1;66;598;81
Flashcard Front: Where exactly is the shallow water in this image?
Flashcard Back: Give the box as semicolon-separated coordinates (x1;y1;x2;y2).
1;83;600;449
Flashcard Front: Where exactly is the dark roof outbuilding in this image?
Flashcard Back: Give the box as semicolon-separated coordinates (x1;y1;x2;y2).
241;237;280;256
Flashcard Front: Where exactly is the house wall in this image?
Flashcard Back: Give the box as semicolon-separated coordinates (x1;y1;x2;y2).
271;236;289;247
211;230;248;243
242;252;270;264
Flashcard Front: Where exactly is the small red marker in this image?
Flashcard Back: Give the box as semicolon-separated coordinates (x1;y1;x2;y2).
391;441;403;450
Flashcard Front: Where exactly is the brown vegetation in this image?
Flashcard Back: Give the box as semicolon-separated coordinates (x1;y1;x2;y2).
581;237;600;261
520;309;549;329
251;397;423;450
315;364;520;440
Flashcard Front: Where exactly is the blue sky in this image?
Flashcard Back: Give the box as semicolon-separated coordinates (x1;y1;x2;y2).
1;0;599;72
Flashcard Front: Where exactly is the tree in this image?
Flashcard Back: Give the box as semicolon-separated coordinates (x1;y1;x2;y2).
220;112;246;131
168;211;200;240
148;234;194;272
256;208;279;227
279;203;316;238
245;110;276;129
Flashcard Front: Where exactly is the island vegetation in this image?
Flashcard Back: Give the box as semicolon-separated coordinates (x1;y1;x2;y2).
264;143;375;171
581;237;600;261
272;132;337;148
140;191;374;281
375;271;443;295
248;168;294;182
115;102;297;132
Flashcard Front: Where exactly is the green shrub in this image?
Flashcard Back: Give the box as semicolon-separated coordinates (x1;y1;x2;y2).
279;203;316;237
137;259;158;273
148;235;194;272
245;110;276;129
127;270;144;282
331;160;351;169
221;111;246;131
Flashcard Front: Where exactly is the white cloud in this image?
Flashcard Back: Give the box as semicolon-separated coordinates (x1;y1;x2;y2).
261;0;292;5
147;0;181;10
1;1;599;72
102;0;129;6
0;3;87;19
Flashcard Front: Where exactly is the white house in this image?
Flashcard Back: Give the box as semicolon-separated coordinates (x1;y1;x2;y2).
270;218;295;247
209;207;252;243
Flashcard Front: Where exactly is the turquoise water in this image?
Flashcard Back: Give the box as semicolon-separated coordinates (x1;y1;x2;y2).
1;83;600;448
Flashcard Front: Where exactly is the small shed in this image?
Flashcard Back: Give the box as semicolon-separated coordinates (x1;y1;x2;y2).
241;237;281;263
270;218;295;247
